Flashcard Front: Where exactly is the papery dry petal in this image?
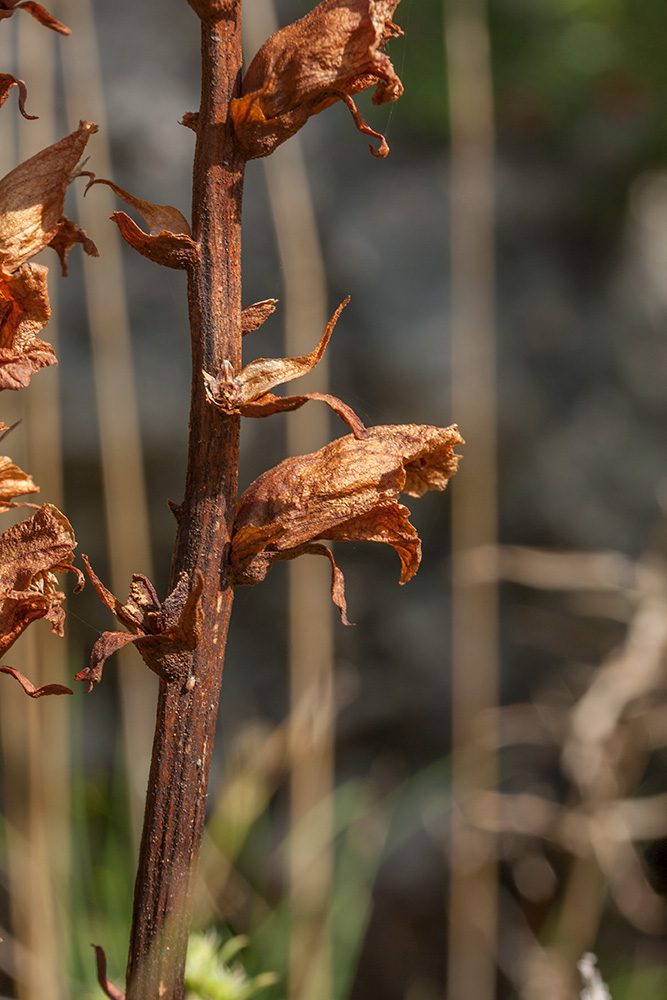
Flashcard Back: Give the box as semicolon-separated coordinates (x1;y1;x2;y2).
0;121;98;273
231;0;403;159
0;454;38;512
86;178;198;270
0;262;56;390
48;215;99;276
230;423;463;615
0;0;70;34
0;664;72;697
242;298;278;335
0;503;79;657
234;390;367;438
0;74;36;119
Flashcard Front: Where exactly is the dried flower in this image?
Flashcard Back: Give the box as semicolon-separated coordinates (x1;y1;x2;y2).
231;0;403;159
0;263;56;390
0;453;38;511
76;556;204;690
230;423;463;621
0;120;98;275
85;178;198;270
205;297;366;436
0;502;83;659
0;0;70;35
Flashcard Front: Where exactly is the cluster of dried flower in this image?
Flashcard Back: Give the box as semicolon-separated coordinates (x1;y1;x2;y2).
1;0;464;701
0;4;89;696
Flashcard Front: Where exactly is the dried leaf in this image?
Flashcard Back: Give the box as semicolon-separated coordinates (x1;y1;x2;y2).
0;664;72;697
0;262;57;390
0;74;36;119
231;0;403;159
0;0;70;34
0;120;98;274
0;454;38;511
242;298;278;335
230;423;463;618
0;503;82;658
85;178;198;270
75;556;204;689
206;297;366;436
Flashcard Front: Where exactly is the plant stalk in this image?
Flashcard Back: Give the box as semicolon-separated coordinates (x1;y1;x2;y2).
125;6;244;998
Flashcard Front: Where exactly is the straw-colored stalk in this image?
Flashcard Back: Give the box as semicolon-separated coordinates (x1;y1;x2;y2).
445;1;499;998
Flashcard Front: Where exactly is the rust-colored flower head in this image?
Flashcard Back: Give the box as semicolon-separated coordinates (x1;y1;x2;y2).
230;424;463;622
231;0;404;159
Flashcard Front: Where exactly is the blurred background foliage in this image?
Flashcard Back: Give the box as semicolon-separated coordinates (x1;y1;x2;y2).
0;0;667;998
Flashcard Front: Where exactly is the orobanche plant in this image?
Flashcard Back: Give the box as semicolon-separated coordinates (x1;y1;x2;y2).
0;1;463;997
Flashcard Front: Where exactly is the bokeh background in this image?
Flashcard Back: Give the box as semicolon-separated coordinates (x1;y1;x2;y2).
1;0;667;998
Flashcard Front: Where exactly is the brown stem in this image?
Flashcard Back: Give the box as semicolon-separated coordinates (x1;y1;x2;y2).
125;6;244;999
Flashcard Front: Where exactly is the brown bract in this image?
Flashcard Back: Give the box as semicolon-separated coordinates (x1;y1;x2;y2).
241;298;278;335
75;556;204;691
0;263;56;390
230;0;403;159
0;120;98;275
0;0;70;34
205;297;366;437
85;178;198;270
0;74;36;119
230;423;463;621
0;454;38;511
0;502;83;659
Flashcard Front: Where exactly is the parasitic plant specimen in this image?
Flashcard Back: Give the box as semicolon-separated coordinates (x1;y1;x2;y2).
0;1;463;997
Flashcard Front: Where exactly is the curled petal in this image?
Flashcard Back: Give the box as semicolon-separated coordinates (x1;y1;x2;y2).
0;503;79;658
0;263;56;390
0;454;38;511
92;945;125;1000
233;390;367;438
0;74;36;119
231;0;403;159
0;664;72;697
230;423;463;613
86;178;198;270
0;1;70;34
75;630;140;693
0;121;98;273
242;298;278;335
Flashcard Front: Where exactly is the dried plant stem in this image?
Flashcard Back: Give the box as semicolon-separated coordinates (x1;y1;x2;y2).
445;0;499;998
125;9;244;999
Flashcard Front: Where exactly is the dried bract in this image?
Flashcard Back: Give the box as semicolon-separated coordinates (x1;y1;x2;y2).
230;424;463;620
241;298;278;335
0;664;72;697
0;0;70;34
206;297;366;436
0;454;38;511
0;120;98;275
76;556;204;690
0;74;36;119
231;0;403;159
86;178;198;270
0;503;83;659
0;263;56;389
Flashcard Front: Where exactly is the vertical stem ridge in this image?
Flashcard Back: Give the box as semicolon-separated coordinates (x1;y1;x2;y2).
125;7;244;999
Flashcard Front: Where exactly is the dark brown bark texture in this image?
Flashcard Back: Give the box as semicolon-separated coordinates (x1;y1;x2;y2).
125;6;244;998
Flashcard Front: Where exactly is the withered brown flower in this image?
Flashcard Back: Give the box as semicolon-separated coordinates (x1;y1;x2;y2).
231;0;404;159
0;263;56;390
0;120;99;276
75;556;204;690
0;0;70;34
205;297;366;436
0;453;38;512
85;178;198;270
0;502;83;659
230;423;463;622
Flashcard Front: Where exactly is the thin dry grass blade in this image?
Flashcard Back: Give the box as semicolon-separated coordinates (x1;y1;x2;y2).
445;1;500;998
